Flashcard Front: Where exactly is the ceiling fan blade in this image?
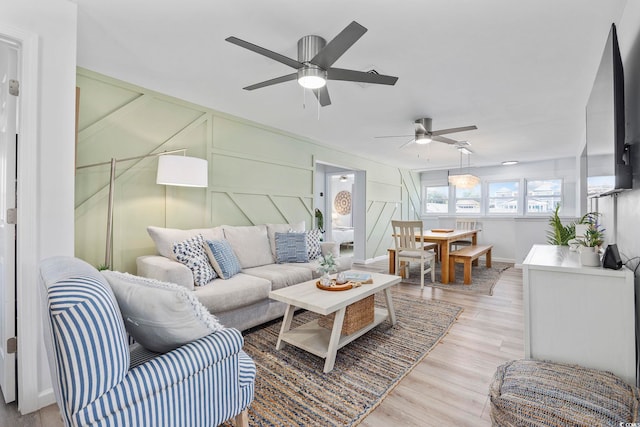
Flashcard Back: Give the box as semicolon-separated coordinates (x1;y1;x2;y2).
312;86;332;106
226;36;304;69
310;21;367;69
243;73;297;90
432;135;459;145
327;68;398;85
431;125;478;136
374;134;414;139
398;139;415;149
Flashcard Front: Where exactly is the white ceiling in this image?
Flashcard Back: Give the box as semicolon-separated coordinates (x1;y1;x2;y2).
76;0;629;172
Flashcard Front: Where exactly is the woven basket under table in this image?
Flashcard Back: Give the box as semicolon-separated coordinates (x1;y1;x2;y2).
318;295;374;335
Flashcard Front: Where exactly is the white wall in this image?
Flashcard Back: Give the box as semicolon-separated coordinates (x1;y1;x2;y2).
1;0;77;413
421;157;579;263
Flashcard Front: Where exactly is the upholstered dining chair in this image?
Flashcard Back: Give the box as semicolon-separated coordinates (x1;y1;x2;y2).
450;218;478;251
392;220;436;289
39;256;255;427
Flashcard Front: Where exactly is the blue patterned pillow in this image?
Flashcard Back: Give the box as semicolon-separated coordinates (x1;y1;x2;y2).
275;232;309;263
172;234;217;286
306;229;323;260
205;239;242;279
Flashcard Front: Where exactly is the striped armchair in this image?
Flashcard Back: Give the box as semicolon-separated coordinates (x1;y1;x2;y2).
39;256;255;427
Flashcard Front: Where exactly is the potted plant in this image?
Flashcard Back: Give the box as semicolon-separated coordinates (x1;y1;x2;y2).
546;205;575;246
575;213;605;266
317;253;337;285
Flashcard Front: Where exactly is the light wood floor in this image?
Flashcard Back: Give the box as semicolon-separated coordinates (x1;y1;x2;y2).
1;259;523;427
358;260;524;427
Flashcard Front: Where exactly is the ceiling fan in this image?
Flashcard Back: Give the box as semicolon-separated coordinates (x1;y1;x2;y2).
376;118;478;149
225;21;398;107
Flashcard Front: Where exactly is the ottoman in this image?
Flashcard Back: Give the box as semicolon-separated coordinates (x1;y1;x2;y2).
489;359;640;426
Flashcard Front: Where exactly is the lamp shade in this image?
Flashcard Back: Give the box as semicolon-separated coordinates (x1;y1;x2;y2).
448;173;480;189
156;155;208;187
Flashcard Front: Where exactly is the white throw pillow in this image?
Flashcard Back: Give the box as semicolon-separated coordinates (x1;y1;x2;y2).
147;225;224;259
223;225;274;268
101;271;224;353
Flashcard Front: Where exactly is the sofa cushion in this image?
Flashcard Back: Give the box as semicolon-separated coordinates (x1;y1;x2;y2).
172;234;217;286
306;228;323;260
243;264;313;290
193;273;272;313
101;271;224;353
223;225;274;268
205;239;242;279
275;232;309;264
148;225;224;259
266;221;305;259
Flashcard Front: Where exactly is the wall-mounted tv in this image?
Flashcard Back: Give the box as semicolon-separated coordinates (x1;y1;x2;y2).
586;23;632;197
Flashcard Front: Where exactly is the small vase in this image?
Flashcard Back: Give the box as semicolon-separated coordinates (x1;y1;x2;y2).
580;246;601;267
320;272;332;286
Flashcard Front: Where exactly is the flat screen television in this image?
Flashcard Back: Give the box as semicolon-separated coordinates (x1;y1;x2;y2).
586;23;632;197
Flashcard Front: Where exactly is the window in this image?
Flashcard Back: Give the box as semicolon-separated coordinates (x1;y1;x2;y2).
455;184;481;214
587;175;615;197
526;179;562;214
488;181;519;214
423;186;449;214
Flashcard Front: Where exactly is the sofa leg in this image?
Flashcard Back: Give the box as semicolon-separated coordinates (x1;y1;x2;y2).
235;409;249;427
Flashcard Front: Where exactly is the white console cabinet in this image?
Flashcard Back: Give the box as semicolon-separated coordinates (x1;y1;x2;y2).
523;244;636;385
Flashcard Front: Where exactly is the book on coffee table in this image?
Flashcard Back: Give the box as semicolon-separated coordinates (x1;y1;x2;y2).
342;272;373;284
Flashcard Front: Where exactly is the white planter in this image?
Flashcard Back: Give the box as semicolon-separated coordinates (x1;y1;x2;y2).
579;246;601;267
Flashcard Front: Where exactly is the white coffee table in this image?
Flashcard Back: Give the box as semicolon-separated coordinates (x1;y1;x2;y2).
269;271;400;373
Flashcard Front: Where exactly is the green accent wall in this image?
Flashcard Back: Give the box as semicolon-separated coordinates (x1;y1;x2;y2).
75;68;420;272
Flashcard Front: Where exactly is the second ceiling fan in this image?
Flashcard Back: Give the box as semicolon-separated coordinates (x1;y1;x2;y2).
377;118;478;149
226;21;398;106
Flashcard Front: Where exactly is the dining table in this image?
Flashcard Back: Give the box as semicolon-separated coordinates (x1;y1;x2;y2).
389;228;481;284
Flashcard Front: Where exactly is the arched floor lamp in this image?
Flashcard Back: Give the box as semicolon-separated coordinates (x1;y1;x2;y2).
76;149;208;269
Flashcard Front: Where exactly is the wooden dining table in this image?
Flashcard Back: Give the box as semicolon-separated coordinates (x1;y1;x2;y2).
389;228;480;284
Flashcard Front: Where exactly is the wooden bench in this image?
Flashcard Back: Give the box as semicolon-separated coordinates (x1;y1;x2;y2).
449;244;493;285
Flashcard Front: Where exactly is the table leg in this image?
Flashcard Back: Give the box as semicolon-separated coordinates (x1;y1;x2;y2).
383;287;397;325
276;304;295;350
472;232;479;266
440;241;451;284
388;249;396;274
324;307;346;373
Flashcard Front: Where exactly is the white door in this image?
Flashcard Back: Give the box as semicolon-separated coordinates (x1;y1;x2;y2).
0;39;18;404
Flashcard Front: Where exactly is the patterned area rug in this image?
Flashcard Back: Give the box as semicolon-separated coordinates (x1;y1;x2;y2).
223;289;462;426
402;261;513;295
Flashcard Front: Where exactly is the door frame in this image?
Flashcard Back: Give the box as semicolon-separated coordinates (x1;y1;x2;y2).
0;24;42;413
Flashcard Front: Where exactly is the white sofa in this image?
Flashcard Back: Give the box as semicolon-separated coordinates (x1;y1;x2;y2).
136;223;353;331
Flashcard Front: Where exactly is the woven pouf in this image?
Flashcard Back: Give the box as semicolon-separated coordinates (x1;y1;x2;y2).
489;359;640;426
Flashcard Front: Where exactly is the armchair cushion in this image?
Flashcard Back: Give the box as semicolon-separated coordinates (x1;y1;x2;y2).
101;271;224;353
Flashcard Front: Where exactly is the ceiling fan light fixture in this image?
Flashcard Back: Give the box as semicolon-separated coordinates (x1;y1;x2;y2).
297;66;327;89
415;134;432;144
